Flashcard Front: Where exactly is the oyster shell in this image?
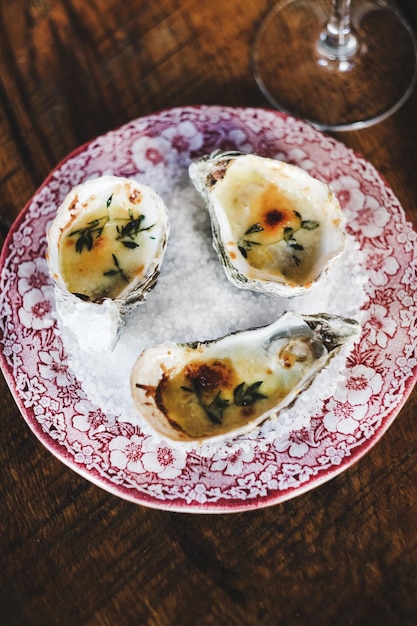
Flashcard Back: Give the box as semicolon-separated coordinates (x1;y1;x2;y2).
189;151;346;297
47;175;169;351
130;311;360;443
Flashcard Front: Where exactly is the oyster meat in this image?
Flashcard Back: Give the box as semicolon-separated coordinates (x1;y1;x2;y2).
130;311;360;443
47;175;169;351
189;151;346;297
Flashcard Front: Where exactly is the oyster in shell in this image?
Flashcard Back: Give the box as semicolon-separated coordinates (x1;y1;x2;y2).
47;175;169;351
130;311;360;443
189;151;346;297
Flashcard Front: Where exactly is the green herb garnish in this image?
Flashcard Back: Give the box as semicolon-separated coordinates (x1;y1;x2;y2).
103;254;128;282
116;210;155;249
182;379;267;424
233;381;267;406
238;211;319;266
68;216;109;253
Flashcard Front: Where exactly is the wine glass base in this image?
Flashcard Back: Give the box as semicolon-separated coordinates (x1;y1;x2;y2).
252;0;417;131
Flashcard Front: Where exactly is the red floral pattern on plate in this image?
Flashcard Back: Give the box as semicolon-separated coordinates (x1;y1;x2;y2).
1;106;417;512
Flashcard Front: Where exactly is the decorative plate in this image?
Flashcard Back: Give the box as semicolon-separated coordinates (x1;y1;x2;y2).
1;106;416;513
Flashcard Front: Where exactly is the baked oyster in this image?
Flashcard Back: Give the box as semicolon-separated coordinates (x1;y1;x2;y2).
130;311;360;443
47;175;169;351
189;151;346;297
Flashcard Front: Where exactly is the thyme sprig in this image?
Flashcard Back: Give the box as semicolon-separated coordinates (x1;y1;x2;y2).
103;254;128;282
68;216;109;253
233;381;267;406
181;379;266;424
116;210;155;249
245;222;264;235
238;239;261;259
203;392;230;425
68;198;155;255
238;210;319;266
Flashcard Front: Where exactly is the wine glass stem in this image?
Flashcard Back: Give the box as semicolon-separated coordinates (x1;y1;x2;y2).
319;0;359;60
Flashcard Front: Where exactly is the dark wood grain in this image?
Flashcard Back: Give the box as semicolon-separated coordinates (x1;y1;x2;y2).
1;1;417;625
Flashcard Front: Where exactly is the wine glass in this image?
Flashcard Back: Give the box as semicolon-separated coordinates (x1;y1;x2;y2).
252;0;417;131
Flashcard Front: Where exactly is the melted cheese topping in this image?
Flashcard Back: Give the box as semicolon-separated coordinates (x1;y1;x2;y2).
154;338;321;439
213;157;334;285
58;183;159;302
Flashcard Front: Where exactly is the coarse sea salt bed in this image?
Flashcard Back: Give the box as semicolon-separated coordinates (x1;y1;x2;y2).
58;175;369;450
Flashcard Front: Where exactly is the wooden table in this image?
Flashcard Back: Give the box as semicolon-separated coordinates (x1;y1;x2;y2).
1;1;417;624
